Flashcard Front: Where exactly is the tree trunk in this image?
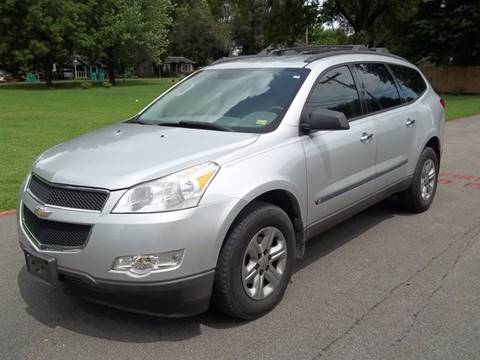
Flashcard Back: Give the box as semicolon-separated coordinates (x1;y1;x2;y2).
43;62;53;87
108;62;116;85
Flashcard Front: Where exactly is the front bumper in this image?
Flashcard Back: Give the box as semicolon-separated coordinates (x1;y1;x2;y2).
17;184;246;316
21;243;214;316
60;267;215;317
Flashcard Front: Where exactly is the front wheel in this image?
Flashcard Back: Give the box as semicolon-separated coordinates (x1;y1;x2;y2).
398;147;439;213
213;201;296;319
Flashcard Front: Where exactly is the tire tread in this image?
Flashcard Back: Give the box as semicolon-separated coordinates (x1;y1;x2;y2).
213;201;293;319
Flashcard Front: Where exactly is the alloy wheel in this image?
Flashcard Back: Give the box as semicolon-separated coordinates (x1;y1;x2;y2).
241;226;287;300
420;158;436;201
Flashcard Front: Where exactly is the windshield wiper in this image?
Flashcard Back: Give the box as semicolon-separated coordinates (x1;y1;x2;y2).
158;121;233;132
134;119;152;125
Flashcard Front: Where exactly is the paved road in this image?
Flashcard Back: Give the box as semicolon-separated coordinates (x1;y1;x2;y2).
2;117;480;360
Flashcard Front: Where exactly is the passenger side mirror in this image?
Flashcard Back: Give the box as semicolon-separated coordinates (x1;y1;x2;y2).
300;108;350;133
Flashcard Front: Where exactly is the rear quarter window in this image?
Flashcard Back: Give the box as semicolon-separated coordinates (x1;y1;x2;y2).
355;63;402;113
389;64;427;103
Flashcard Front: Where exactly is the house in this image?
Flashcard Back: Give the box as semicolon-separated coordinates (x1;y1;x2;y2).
54;56;107;80
136;61;158;78
162;56;195;76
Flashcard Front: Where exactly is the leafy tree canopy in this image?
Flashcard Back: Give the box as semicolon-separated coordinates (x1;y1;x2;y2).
408;0;480;65
0;0;91;85
209;0;319;55
321;0;420;47
168;0;230;66
87;0;172;84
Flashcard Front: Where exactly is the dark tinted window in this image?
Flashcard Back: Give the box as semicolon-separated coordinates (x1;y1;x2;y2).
355;63;401;113
307;66;362;119
389;64;427;102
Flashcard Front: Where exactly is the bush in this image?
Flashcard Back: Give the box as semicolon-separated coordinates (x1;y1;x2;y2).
102;81;112;89
80;81;92;89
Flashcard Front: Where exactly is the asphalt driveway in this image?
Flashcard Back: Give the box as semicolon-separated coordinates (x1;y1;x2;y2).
2;116;480;360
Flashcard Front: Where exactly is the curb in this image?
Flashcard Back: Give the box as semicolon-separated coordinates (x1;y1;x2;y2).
0;210;16;218
448;113;480;122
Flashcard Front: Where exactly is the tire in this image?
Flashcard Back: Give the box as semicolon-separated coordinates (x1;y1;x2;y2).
213;201;296;320
399;147;439;213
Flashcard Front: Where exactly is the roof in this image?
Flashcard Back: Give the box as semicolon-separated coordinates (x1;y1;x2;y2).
209;45;408;69
164;56;196;64
72;55;104;66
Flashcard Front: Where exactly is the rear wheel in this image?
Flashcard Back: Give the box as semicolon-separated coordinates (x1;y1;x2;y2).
213;201;296;319
398;147;439;212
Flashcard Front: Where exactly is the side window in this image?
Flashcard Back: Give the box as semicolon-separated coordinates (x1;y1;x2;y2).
355;63;402;113
307;66;362;119
389;64;427;103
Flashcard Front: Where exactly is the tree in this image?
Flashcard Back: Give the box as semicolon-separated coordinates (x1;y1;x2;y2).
265;0;319;47
408;0;480;65
321;0;419;47
168;0;230;65
308;26;349;45
227;0;269;54
208;0;320;55
88;0;172;85
0;0;91;86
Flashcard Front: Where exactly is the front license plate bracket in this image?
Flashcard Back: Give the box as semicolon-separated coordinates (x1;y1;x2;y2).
24;251;58;286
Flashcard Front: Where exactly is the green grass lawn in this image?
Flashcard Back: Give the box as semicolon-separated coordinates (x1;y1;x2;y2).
443;94;480;121
1;84;479;211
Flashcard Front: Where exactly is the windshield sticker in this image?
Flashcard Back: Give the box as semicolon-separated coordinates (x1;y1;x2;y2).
256;119;268;126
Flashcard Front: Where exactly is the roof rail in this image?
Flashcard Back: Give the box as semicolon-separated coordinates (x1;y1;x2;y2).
211;55;264;65
268;44;368;56
210;45;400;66
304;49;404;63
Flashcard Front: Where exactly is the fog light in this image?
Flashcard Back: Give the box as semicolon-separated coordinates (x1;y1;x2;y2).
112;250;184;276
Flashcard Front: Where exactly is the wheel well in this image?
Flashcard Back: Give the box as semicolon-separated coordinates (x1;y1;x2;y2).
254;190;305;259
425;137;441;163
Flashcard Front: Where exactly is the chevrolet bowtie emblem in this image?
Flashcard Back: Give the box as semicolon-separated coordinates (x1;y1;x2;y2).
34;206;51;218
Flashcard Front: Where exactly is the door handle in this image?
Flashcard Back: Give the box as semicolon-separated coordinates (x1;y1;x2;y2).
360;132;374;143
406;118;416;127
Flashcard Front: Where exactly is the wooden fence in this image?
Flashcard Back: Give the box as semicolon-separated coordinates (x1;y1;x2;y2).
418;65;480;94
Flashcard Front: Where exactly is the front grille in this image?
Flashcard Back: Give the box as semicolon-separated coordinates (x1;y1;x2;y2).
28;174;108;211
23;205;92;250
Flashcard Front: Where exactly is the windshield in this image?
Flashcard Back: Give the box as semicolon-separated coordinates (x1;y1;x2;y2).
137;68;310;133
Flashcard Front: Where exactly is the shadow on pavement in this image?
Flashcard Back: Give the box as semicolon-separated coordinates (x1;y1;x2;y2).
296;199;412;272
17;265;244;342
17;199;411;343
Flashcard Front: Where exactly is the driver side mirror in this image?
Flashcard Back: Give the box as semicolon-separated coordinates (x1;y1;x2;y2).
300;108;350;134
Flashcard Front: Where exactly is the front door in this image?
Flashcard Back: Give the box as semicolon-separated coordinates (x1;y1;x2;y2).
302;65;377;227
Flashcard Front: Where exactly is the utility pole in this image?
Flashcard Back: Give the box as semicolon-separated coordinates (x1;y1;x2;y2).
305;27;309;45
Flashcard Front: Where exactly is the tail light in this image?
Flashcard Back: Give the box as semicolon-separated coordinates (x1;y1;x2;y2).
440;98;446;108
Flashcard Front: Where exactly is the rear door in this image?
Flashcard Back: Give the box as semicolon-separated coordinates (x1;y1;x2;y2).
302;65;377;227
388;63;429;173
354;63;415;189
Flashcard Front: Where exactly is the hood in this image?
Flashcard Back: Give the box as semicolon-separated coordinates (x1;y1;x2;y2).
33;123;259;189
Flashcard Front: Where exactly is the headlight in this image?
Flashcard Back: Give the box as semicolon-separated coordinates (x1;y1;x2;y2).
112;162;219;213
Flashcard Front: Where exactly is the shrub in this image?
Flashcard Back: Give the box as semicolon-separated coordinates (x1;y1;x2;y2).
102;81;112;89
80;81;92;89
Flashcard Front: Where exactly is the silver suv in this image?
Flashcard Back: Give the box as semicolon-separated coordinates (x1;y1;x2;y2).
17;46;445;319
